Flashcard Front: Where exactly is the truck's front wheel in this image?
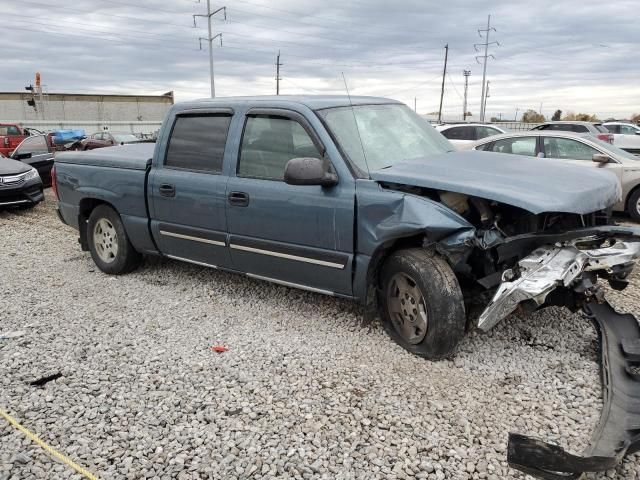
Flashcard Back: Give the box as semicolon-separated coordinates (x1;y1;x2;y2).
87;205;141;274
379;249;466;360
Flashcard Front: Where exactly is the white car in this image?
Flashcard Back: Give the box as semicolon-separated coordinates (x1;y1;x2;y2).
435;123;507;149
465;130;640;219
603;122;640;155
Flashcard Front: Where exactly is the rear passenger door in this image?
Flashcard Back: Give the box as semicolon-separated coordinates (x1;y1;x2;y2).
225;109;355;296
149;110;234;269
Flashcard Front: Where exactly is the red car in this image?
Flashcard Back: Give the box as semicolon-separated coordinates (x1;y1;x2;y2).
0;123;30;157
81;131;139;150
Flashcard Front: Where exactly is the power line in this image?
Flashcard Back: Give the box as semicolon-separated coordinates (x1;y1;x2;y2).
194;2;226;98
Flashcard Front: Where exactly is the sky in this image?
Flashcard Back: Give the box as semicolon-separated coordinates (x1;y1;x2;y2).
2;0;639;120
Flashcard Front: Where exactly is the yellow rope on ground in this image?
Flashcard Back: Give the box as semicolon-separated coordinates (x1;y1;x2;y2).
0;407;100;480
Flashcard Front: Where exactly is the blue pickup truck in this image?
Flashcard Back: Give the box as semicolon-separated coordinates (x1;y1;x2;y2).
54;96;640;359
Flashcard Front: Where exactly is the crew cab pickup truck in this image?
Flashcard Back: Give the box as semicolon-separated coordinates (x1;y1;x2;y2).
54;96;640;477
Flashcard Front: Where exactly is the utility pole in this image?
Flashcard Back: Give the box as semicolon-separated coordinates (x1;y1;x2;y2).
475;15;499;122
437;44;449;123
414;97;417;112
276;50;282;95
514;107;519;121
483;81;490;120
194;3;226;98
462;70;471;120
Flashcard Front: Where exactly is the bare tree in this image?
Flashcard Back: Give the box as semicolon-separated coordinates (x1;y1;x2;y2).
522;109;545;123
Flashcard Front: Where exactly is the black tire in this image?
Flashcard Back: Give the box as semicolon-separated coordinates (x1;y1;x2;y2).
87;205;141;274
628;188;640;222
379;248;466;360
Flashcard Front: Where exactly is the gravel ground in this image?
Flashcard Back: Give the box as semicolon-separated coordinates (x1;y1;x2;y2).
1;192;639;480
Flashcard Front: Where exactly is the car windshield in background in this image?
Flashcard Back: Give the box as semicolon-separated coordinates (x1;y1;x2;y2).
591;137;640;160
317;104;453;173
113;134;138;143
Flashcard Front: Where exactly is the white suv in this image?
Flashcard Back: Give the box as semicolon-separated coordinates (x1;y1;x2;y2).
435;123;506;149
603;122;640;154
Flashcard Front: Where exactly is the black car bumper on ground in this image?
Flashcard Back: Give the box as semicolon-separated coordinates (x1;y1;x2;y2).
0;177;44;207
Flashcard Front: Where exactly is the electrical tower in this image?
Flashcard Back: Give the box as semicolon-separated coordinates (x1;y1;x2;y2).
462;70;471;120
475;15;499;122
437;44;449;123
276;50;282;95
194;3;226;98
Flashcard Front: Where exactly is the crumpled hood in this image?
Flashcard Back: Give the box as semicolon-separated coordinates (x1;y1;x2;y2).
369;150;621;215
0;157;31;176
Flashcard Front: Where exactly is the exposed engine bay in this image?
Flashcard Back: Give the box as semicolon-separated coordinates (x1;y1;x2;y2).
379;182;640;331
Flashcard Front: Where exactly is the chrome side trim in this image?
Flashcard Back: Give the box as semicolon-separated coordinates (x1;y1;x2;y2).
165;254;218;269
246;273;334;296
230;244;345;269
160;230;226;247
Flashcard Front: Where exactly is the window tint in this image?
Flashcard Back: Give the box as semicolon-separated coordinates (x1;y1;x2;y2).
571;124;589;133
594;124;609;133
165;114;231;173
238;115;321;180
487;137;537;156
476;126;501;140
15;135;48;155
543;137;600;160
604;124;619;134
442;126;474;140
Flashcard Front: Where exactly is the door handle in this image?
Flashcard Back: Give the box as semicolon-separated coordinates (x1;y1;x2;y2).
228;191;249;207
159;183;176;197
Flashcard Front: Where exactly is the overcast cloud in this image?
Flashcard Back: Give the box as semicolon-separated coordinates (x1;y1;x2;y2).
2;0;639;119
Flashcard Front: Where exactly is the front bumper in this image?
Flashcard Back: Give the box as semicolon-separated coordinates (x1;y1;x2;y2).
508;301;640;479
478;234;640;331
0;178;44;207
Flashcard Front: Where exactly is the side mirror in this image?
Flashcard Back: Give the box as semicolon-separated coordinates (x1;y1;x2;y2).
284;157;338;187
13;152;32;160
592;153;611;164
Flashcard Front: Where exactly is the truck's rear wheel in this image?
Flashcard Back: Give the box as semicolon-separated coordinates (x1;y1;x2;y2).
379;249;466;360
87;205;141;274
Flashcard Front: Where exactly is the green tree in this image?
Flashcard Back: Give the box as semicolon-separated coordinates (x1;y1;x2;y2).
521;110;545;123
552;109;562;121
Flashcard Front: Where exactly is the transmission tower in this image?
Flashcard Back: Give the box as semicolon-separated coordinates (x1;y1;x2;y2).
194;3;226;98
475;15;499;122
462;70;471;120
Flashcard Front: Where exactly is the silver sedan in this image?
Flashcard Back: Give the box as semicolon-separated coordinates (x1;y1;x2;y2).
464;130;640;219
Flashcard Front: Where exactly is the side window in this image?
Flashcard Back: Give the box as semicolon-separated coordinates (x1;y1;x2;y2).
442;126;474;140
7;126;20;136
620;125;637;135
238;115;321;180
604;125;619;134
571;124;589;133
165;114;231;173
476;126;501;140
544;137;600;160
15;135;48;155
475;141;493;151
487;137;537;156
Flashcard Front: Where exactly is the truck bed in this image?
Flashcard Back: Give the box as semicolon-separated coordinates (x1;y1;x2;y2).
55;143;155;170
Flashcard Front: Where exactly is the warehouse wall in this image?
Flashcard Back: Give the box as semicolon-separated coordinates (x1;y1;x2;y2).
0;92;174;123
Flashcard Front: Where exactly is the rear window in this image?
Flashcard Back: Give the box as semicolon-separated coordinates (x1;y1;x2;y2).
594;124;609;133
165;114;231;173
441;126;474;140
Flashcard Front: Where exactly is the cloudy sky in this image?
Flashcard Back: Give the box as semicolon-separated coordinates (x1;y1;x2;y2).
2;0;639;119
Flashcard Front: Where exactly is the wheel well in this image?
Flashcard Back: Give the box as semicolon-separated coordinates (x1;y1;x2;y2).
77;199;117;251
625;184;640;211
367;234;426;291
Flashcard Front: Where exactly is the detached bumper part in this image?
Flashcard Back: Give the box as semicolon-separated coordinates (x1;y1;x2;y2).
477;239;640;331
508;301;640;479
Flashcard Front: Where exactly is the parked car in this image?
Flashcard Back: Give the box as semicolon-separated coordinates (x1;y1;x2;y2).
603;122;640;154
530;121;613;143
465;130;640;219
0;123;30;157
0;155;44;208
434;123;507;149
81;131;140;150
9;134;56;186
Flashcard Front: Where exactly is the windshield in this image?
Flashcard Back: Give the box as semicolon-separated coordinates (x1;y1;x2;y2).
113;134;138;143
591;136;640;161
317;103;454;173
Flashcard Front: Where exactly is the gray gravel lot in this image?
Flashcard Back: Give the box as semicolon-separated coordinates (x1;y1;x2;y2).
1;192;639;480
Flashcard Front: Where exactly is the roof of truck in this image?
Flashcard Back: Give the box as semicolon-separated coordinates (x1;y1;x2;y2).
180;95;401;110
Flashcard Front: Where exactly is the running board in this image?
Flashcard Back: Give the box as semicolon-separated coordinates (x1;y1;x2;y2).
507;301;640;479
